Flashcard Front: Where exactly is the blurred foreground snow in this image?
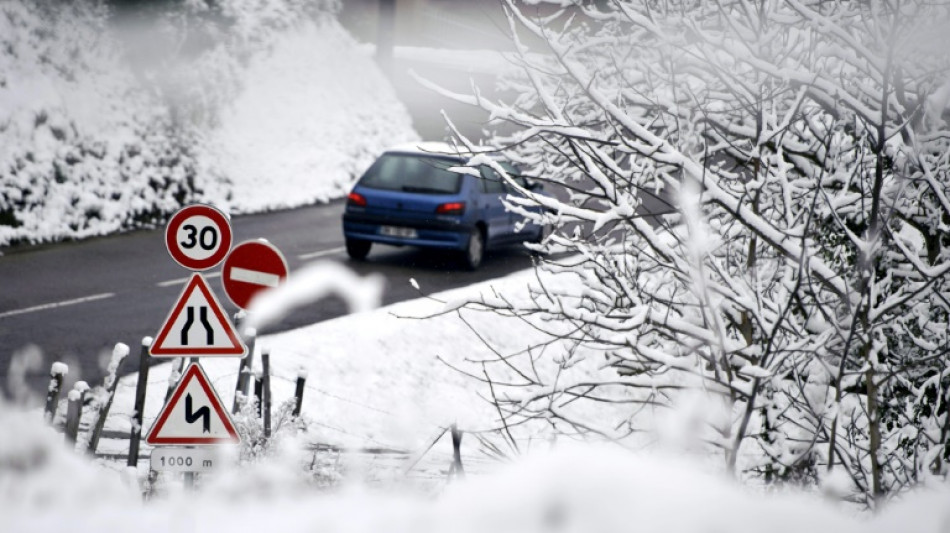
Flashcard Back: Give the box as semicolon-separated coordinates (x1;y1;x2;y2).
3;401;949;533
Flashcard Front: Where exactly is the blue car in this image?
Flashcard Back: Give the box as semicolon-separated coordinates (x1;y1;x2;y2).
342;143;546;269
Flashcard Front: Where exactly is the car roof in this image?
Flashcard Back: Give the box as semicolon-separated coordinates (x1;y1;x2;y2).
383;142;497;160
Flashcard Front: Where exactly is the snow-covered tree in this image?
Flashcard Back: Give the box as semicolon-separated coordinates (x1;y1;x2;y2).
440;0;950;506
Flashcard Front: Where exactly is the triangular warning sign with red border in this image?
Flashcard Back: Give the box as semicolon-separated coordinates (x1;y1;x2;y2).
146;362;240;445
151;273;246;357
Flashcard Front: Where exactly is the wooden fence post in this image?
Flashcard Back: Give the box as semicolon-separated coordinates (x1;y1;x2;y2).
449;424;464;479
262;350;272;438
233;327;256;414
87;343;130;454
64;381;89;445
253;370;263;419
44;362;67;423
293;369;307;417
127;338;152;468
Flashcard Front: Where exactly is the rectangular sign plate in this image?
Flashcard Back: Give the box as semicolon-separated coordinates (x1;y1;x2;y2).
150;447;218;473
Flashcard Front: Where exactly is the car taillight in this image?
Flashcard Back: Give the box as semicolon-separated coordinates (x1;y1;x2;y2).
347;192;367;207
436;202;465;215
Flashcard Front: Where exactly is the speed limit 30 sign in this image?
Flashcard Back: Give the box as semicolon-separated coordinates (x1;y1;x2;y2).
165;205;233;271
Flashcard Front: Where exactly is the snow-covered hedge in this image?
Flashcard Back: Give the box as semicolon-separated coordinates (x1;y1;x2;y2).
0;2;220;246
205;19;416;213
0;0;417;247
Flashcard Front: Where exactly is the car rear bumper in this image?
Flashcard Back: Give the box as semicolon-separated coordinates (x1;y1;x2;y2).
343;212;472;250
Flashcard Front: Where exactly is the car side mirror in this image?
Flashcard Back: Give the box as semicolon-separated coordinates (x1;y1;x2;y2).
525;179;543;192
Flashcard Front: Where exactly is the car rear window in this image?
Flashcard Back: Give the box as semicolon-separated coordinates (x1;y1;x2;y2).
357;154;464;194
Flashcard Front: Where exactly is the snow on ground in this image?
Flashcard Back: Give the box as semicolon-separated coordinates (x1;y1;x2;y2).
103;268;548;455
93;263;635;467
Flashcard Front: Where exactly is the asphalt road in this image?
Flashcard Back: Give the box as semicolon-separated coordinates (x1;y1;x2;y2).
0;201;539;399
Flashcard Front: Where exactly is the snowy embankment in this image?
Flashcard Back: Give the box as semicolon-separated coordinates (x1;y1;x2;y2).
5;267;950;532
0;1;417;247
207;22;416;214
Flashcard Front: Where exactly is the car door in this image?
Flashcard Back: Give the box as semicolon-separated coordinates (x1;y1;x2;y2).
477;165;512;245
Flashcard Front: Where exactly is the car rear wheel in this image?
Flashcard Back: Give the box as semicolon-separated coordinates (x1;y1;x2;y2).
531;223;551;245
461;228;485;270
527;224;551;257
346;238;371;260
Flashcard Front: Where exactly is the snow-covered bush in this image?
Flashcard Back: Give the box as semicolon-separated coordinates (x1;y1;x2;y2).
436;0;950;506
0;0;223;246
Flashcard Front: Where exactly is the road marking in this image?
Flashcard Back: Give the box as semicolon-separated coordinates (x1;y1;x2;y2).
157;272;221;288
229;267;280;287
298;246;345;260
0;292;115;319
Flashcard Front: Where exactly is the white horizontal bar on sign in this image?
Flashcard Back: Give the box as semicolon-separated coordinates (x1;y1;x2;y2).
230;267;280;287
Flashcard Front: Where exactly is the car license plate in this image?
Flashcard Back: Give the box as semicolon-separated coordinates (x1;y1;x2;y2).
380;225;418;238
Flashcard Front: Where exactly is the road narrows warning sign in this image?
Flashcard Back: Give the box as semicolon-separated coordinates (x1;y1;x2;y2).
146;362;240;445
151;274;247;357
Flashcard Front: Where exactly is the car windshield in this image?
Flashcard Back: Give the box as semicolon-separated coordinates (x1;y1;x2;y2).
357;153;464;194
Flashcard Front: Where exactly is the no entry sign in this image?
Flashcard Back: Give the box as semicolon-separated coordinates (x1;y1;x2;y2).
165;204;233;271
221;240;288;309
